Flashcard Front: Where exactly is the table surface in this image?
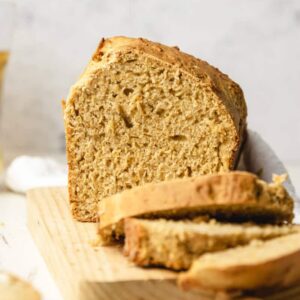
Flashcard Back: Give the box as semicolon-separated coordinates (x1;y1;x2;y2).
1;165;300;300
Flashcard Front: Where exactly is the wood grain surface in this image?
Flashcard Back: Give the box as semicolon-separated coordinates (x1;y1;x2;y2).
27;187;300;300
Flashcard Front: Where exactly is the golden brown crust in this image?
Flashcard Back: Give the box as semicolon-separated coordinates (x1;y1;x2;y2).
123;218;146;259
178;233;300;292
98;171;294;243
63;99;97;222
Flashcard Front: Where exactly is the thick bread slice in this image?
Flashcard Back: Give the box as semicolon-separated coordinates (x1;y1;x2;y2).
98;171;294;244
64;36;247;221
178;232;300;292
124;218;297;270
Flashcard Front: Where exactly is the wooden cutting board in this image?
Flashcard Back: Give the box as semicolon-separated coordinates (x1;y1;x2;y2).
27;187;300;300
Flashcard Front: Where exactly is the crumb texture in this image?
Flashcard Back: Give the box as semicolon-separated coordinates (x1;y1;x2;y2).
179;232;300;291
124;218;297;270
64;36;247;221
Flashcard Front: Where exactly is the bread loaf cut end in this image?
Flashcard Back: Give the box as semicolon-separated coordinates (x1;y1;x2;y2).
64;36;247;221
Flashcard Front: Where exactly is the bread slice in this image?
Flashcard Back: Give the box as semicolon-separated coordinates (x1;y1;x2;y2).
124;218;297;270
63;36;247;221
98;171;294;244
178;232;300;292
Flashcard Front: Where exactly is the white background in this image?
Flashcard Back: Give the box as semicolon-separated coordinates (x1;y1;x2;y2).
2;0;300;165
1;1;300;299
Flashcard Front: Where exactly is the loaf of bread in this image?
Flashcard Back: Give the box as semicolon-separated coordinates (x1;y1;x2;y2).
98;171;294;244
124;218;296;270
178;232;300;292
63;36;247;221
0;271;41;300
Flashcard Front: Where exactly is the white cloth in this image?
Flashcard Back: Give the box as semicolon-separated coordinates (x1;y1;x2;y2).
4;156;67;193
241;130;299;223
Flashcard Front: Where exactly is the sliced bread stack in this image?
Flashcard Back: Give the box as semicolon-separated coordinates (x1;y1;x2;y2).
98;171;299;294
98;171;293;243
63;36;298;295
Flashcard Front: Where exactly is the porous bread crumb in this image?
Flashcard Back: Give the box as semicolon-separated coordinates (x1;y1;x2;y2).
63;36;247;222
124;218;298;270
179;232;300;292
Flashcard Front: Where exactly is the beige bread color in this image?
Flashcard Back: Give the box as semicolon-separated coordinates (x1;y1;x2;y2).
63;36;247;222
98;171;294;244
179;232;300;292
0;271;40;300
124;218;297;270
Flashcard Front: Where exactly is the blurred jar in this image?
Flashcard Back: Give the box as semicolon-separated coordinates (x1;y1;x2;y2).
0;1;15;172
0;51;9;93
